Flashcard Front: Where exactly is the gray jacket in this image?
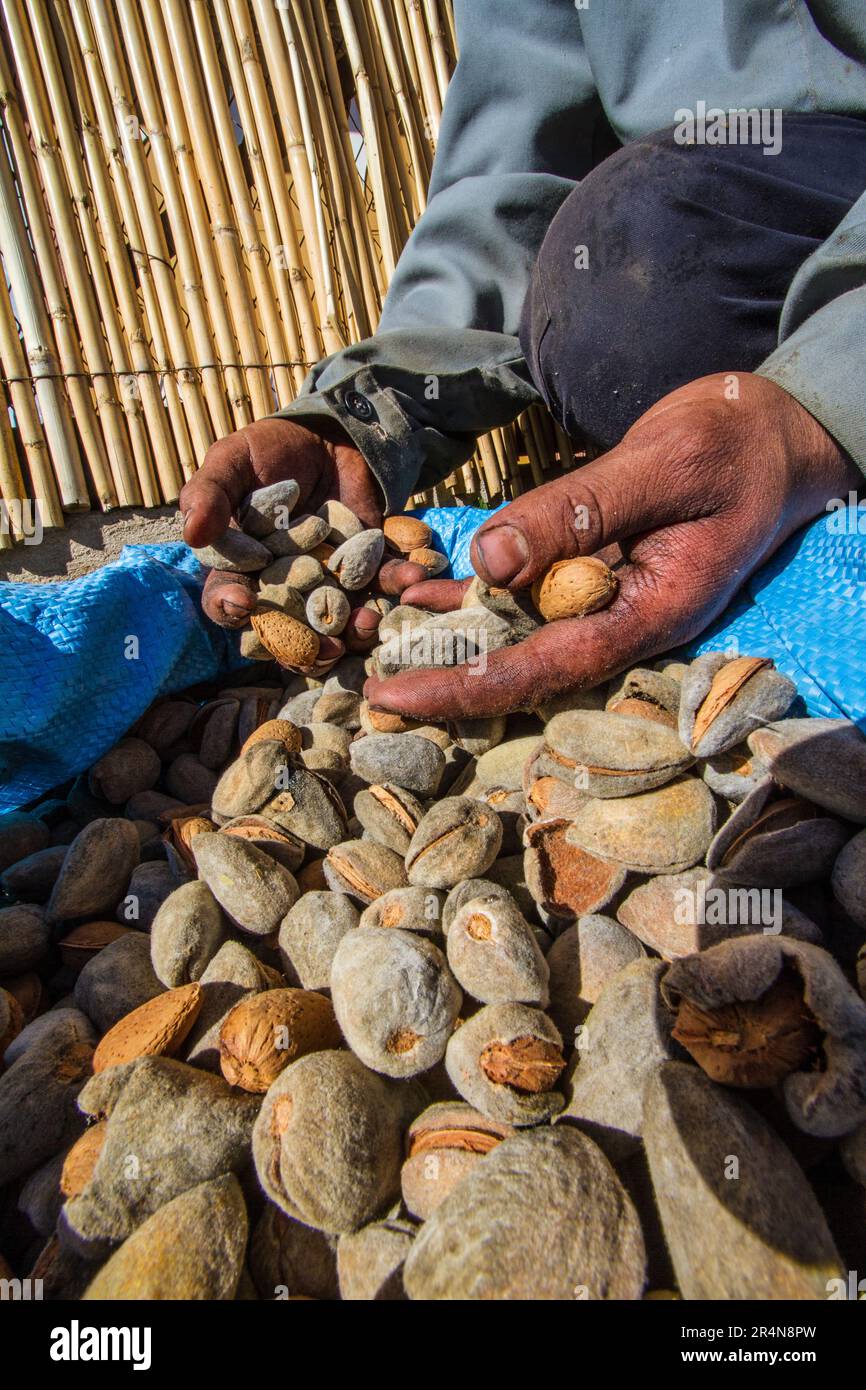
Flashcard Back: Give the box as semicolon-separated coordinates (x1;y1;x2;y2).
278;0;866;511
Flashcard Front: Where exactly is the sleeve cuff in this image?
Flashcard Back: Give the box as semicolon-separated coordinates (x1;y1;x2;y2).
757;287;866;475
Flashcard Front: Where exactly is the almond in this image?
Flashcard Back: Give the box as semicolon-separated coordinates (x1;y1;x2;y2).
92;983;203;1073
240;718;302;757
60;1120;108;1198
219;987;342;1092
531;556;618;621
250;610;320;668
408;546;448;576
384;516;432;554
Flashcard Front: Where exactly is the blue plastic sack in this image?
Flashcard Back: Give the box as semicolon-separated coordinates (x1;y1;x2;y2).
1;501;864;814
0;544;245;813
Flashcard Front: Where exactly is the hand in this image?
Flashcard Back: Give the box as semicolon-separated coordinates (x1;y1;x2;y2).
365;373;861;719
180;416;385;631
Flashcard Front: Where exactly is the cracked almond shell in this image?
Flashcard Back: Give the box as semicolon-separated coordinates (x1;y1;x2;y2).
706;777;849;888
401;1101;514;1220
406;796;503;889
565;777;716;875
324;838;408;904
678;653;797;758
261;765;348;851
330;927;462;1077
661;935;866;1137
250;610;320;668
219;815;305;872
544;709;693;797
444;1001;565;1126
531;556;618;621
219;987;342;1091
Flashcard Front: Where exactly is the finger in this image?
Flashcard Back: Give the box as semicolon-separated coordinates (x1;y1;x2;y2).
378;559;429;595
344;607;381;652
469;430;716;589
294;635;345;678
180;432;256;548
400;579;470;611
365;521;729;719
201;570;258;627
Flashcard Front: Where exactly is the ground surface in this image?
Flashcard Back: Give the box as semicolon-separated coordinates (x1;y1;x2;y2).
0;506;185;584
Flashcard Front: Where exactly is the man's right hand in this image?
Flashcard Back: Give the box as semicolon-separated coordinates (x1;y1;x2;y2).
180;417;383;629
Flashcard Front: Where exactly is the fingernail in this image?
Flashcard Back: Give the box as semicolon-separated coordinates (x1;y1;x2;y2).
474;525;528;584
351;609;380;634
221;600;251;618
181;506;197;537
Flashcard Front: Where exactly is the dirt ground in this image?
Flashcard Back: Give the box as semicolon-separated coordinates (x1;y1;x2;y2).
0;506;186;584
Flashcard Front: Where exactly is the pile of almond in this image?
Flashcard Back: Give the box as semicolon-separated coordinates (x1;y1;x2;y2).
1;496;866;1300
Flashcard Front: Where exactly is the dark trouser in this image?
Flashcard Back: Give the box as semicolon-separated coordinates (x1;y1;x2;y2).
519;114;866;450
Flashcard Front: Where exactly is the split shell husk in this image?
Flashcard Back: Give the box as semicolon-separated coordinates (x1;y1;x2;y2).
324;838;408;904
749;718;866;824
706;778;850;888
544;709;693;797
678;653;797;758
353;783;425;854
524;818;627;925
400;1101;514;1221
406;796;503;889
403;1126;645;1301
661;935;866;1138
565;777;716;876
444;1001;566;1126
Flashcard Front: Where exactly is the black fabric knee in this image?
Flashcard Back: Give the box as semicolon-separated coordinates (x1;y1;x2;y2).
519;115;866;450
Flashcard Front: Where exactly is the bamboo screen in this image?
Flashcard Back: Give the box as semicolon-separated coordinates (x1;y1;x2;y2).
0;0;577;546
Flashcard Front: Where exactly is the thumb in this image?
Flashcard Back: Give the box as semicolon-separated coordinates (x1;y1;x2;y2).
470;436;707;589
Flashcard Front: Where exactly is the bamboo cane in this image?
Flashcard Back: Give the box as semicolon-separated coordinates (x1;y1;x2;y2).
333;0;399;279
0;375;25;540
423;0;452;104
0;269;63;526
0;122;88;511
9;0;142;507
114;0;232;439
213;0;318;386
187;0;299;412
404;0;441;141
297;0;385;318
68;0;195;493
160;0;274;420
52;0;175;502
83;0;214;471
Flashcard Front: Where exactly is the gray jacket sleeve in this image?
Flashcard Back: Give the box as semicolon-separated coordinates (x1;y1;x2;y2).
276;0;600;512
758;192;866;475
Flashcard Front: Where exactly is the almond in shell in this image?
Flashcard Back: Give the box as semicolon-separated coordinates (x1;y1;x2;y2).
250;610;320;668
92;983;203;1073
531;557;618;621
